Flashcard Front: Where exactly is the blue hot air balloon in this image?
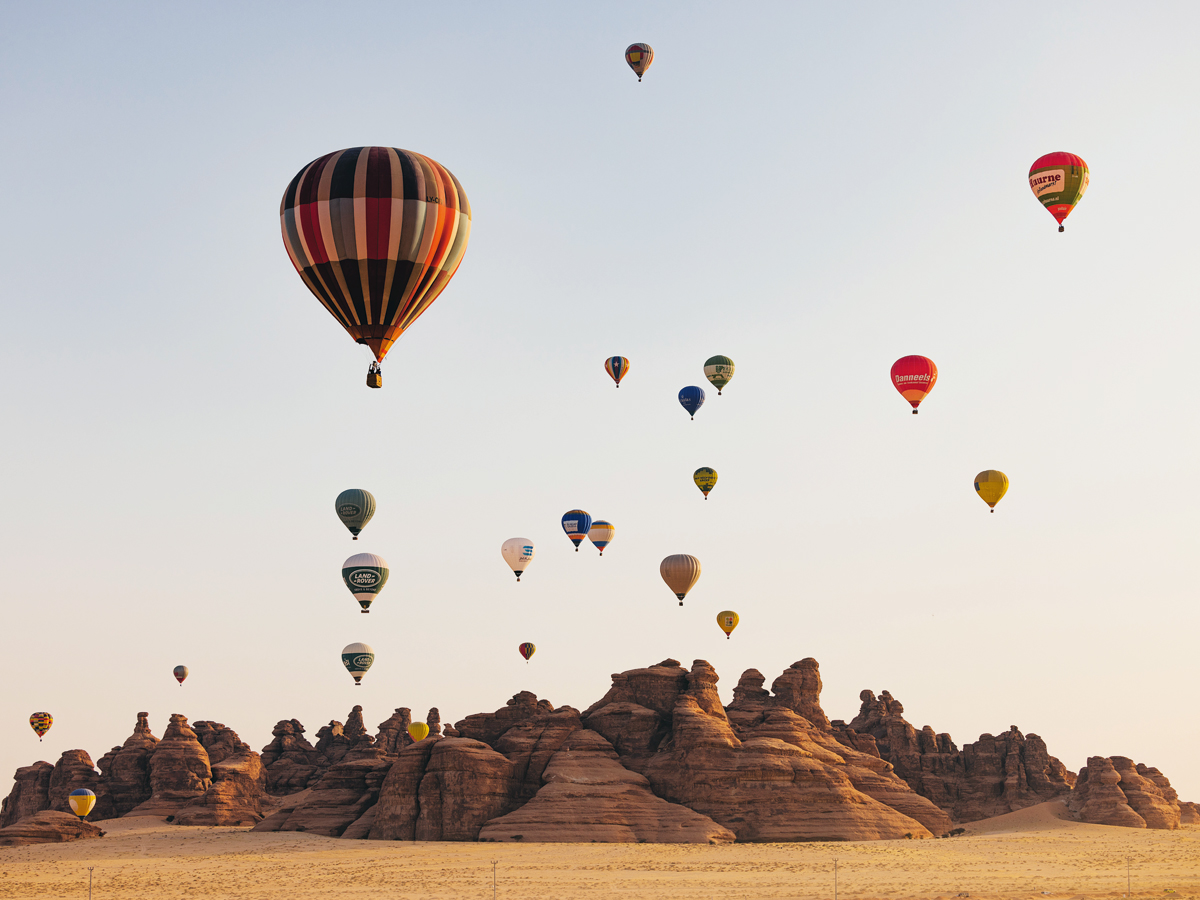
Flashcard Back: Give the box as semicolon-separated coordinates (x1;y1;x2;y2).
561;510;593;552
678;386;706;420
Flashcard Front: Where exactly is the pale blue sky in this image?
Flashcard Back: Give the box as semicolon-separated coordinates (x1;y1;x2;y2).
2;3;1198;803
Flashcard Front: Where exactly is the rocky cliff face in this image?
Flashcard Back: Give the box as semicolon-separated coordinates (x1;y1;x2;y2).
837;688;1075;822
3;656;1194;840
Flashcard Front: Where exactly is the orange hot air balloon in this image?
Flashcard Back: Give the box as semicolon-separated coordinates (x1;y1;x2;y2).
890;356;938;414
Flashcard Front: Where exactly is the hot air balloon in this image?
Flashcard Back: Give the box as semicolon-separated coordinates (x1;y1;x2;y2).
335;489;376;540
693;467;717;499
173;665;188;686
678;386;705;419
408;721;430;742
716;610;739;639
502;538;535;582
68;789;96;821
890;356;938;414
588;521;615;556
342;552;390;613
703;356;735;395
1028;152;1089;232
974;470;1009;513
29;712;52;741
561;510;592;551
341;642;375;685
660;554;701;606
280;147;472;387
604;356;630;388
625;43;654;81
518;642;536;662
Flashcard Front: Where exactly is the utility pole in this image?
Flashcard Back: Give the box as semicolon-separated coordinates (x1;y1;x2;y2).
1126;855;1132;898
834;858;839;900
88;867;94;900
492;859;498;900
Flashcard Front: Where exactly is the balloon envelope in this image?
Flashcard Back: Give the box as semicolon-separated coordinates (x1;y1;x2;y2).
408;722;430;742
29;712;52;740
974;470;1009;511
703;356;735;394
625;43;654;80
341;642;375;685
588;521;615;555
342;552;390;612
281;147;472;365
693;467;718;498
678;386;705;419
68;789;96;820
604;356;630;387
561;510;592;551
173;665;188;685
660;554;701;605
519;642;536;661
335;489;376;539
502;538;535;581
716;610;739;639
890;356;938;413
1029;152;1089;230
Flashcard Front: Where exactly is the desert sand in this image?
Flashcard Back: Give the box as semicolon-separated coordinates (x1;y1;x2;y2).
0;802;1196;900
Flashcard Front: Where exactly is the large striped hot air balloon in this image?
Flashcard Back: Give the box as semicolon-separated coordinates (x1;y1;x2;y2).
29;712;52;741
561;510;592;551
335;489;376;539
890;356;938;414
703;356;735;395
342;553;390;613
588;521;615;556
281;147;472;387
660;554;701;606
604;356;630;388
625;43;654;81
1028;152;1089;232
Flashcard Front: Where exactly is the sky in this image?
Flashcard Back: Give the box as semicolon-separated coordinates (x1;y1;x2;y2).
2;2;1198;806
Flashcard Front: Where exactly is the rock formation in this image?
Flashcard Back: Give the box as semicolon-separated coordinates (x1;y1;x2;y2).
255;741;392;837
0;810;104;847
260;719;325;794
175;722;266;826
479;729;735;843
1068;756;1184;829
0;762;53;827
838;689;1074;822
95;712;158;817
47;750;101;816
374;708;413;756
128;714;212;817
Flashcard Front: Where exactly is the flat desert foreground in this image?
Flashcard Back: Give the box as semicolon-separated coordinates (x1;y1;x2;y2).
1;802;1196;900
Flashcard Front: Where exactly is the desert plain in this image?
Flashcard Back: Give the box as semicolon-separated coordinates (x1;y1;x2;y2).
1;802;1197;900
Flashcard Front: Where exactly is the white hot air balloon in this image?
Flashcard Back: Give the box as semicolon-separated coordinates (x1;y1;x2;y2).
341;642;375;685
501;538;535;582
660;554;701;606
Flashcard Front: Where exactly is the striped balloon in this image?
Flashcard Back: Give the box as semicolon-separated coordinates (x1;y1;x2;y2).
173;665;188;686
660;554;701;606
68;789;96;820
518;642;536;662
561;510;592;551
281;147;472;366
29;712;52;741
703;356;734;394
588;520;615;556
342;552;390;613
604;356;630;388
335;489;376;540
625;43;654;81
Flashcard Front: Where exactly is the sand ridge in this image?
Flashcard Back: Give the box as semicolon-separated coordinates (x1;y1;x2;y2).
0;806;1196;899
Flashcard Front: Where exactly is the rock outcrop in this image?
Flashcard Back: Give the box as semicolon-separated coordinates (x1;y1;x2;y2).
1180;801;1200;825
0;762;53;827
0;810;104;847
95;712;158;817
1068;756;1183;829
374;708;413;756
47;750;101;816
128;714;212;817
479;728;734;843
260;719;325;794
840;689;1074;822
255;742;392;837
174;722;266;826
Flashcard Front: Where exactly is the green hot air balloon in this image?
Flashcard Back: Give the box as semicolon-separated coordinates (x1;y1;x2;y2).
341;642;375;685
335;489;376;540
703;356;735;395
342;553;389;613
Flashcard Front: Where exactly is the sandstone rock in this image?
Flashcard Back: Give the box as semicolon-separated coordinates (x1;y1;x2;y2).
48;750;100;815
368;738;441;840
193;721;248;765
0;810;104;847
427;708;442;737
582;659;688;769
1071;756;1147;828
769;658;831;730
1114;760;1179;829
494;707;583;801
315;719;353;766
455;691;557;746
128;714;212;817
344;706;368;743
0;762;52;827
265;745;392;837
479;729;735;843
374;708;413;756
174;723;267;827
414;738;517;841
260;719;325;794
95;712;158;817
1179;801;1200;825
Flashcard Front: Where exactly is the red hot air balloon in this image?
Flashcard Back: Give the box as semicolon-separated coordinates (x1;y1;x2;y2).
518;642;536;663
1028;152;1089;232
890;356;938;414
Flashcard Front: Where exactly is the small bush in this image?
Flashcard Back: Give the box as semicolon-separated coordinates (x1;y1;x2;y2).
511;834;523;841
904;833;913;840
949;827;966;837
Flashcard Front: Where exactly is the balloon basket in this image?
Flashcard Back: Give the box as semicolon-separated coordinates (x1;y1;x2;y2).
1058;225;1065;233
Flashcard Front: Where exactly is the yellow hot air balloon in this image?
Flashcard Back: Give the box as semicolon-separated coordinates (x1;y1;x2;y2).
716;610;739;639
974;470;1009;512
660;554;701;606
408;721;430;742
693;467;717;499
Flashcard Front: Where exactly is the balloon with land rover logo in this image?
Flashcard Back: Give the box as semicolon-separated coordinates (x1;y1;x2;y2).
334;489;376;540
341;642;375;685
561;510;592;551
1028;152;1088;232
341;552;390;613
890;356;937;414
501;538;535;582
703;356;734;395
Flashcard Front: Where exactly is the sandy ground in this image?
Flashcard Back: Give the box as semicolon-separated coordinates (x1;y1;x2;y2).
0;802;1196;900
